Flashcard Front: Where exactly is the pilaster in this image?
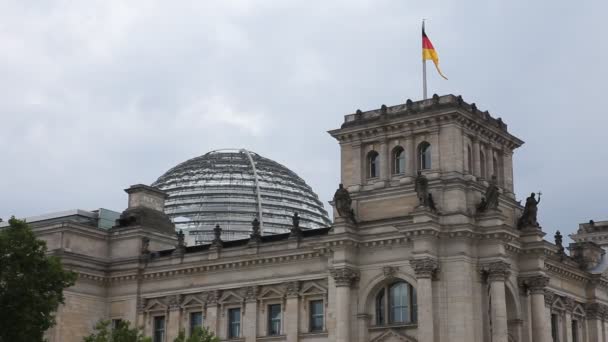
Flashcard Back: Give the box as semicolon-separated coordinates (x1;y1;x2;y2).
329;267;359;342
410;258;438;342
519;275;551;342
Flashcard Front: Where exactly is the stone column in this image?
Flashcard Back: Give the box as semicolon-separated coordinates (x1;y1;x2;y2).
486;146;495;179
330;268;359;342
410;258;438;342
521;276;551;342
243;286;258;342
564;298;575;342
205;291;220;337
502;150;514;192
487;262;510;342
585;303;604;342
380;139;389;182
167;295;182;342
285;282;300;342
351;142;363;186
405;135;415;176
472;138;481;177
356;314;371;342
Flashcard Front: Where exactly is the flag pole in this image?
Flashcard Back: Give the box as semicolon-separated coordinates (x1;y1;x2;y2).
422;19;428;99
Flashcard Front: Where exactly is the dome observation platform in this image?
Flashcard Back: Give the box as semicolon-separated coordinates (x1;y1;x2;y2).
152;149;331;245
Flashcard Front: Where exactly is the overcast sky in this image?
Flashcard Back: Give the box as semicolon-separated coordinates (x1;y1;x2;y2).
1;1;607;242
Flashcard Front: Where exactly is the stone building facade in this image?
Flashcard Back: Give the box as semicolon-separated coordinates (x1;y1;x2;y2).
31;95;608;342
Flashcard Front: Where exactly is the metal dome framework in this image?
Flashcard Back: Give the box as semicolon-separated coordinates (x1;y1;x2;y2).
152;149;331;244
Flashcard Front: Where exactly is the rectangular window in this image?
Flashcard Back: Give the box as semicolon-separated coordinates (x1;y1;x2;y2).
309;300;324;332
228;308;241;339
153;316;165;342
572;320;578;342
189;312;203;335
551;314;559;342
111;319;123;330
267;304;281;336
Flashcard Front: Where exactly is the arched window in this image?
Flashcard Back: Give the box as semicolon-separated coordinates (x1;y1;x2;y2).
480;151;486;179
368;151;379;178
467;145;473;173
375;281;417;325
392;147;405;175
418;142;431;170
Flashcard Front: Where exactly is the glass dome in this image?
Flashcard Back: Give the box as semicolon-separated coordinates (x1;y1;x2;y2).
152;149;331;244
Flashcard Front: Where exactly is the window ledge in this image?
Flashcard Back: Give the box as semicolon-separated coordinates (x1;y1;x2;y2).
256;335;286;341
369;323;418;331
222;338;245;342
299;331;329;338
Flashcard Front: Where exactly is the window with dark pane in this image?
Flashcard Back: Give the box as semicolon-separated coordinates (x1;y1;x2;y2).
375;281;417;326
309;300;324;332
368;151;379;178
267;304;281;336
228;308;241;339
393;147;405;174
189;312;203;335
418;142;431;170
153;316;165;342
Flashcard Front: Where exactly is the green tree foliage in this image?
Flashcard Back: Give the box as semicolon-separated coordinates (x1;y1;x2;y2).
0;217;77;342
173;327;220;342
83;320;151;342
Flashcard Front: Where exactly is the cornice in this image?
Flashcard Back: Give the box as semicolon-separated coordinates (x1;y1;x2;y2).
545;260;590;284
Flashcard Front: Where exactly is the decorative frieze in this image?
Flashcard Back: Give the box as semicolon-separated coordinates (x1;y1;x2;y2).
544;290;555;307
244;286;259;302
383;266;398;279
207;290;220;306
167;294;181;310
410;258;439;279
284;281;300;298
329;267;360;287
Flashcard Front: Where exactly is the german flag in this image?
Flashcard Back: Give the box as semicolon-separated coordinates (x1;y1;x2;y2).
422;23;448;80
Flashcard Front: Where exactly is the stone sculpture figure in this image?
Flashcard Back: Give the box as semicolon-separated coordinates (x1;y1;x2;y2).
212;224;223;247
477;175;500;212
333;183;356;223
141;237;150;255
176;230;185;247
415;171;429;206
250;218;261;242
518;192;541;229
292;212;300;229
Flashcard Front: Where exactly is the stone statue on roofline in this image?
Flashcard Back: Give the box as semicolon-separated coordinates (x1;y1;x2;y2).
518;192;541;229
333;183;356;224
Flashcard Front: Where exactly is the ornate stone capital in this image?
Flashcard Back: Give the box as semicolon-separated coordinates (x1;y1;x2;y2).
284;281;300;298
564;297;576;312
519;275;550;295
410;258;439;279
167;294;181;310
206;290;220;306
485;261;511;282
383;266;398;279
330;267;360;287
544;290;555;307
244;286;259;302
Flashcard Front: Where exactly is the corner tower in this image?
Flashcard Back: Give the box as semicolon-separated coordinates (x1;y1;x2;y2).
328;94;524;226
